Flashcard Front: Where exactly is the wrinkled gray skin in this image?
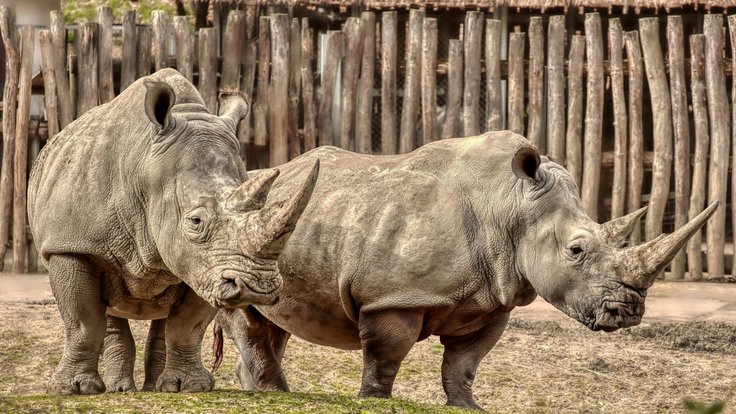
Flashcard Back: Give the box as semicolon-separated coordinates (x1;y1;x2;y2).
136;131;716;408
27;68;319;395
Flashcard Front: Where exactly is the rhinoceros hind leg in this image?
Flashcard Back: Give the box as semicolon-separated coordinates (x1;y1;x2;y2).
101;316;137;392
142;318;167;391
156;288;217;393
357;309;424;399
440;311;510;410
48;255;107;395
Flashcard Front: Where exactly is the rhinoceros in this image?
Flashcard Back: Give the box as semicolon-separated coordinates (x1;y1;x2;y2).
134;131;714;408
27;68;318;395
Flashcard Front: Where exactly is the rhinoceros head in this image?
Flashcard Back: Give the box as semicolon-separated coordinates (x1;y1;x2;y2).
511;145;717;332
141;81;318;308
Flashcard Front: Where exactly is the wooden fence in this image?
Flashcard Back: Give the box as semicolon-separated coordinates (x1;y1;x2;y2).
1;5;736;281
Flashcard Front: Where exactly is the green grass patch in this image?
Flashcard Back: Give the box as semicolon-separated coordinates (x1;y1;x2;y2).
61;0;178;24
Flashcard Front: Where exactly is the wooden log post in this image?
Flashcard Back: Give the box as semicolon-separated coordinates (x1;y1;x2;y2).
301;19;317;152
581;13;604;221
463;11;482;137
667;15;690;279
50;10;73;129
269;14;290;167
238;41;256;155
77;22;99;117
198;28;218;114
356;12;375;153
288;18;301;160
174;16;193;82
687;34;709;281
507;29;525;135
565;34;585;190
399;9;423;153
421;18;438;145
527;16;544;152
442;38;463;139
609;18;627;220
39;30;60;139
705;14;730;280
0;7;18;271
729;16;736;278
254;17;271;149
339;17;364;151
13;26;34;273
97;6;114;104
121;10;137;91
318;31;343;148
152;10;169;71
485;19;502;131
641;18;673;247
546;15;565;164
221;11;245;90
381;11;397;154
137;26;152;78
625;31;644;245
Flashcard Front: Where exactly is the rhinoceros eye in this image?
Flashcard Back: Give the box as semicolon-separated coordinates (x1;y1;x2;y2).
189;216;202;226
569;245;585;259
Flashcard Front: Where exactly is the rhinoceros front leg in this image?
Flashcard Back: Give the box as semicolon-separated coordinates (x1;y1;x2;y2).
216;307;290;391
357;309;424;398
440;311;510;410
142;318;167;391
156;288;218;392
48;255;107;395
101;316;137;392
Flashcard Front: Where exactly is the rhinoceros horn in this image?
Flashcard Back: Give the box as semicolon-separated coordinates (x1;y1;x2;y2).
217;90;250;133
622;201;718;289
599;206;648;246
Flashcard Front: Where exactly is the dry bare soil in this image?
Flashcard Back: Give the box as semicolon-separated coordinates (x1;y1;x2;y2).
0;301;733;413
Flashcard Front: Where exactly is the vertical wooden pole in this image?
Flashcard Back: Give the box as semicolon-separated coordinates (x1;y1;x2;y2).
356;12;375;154
50;10;73;129
97;6;114;103
546;15;565;164
463;11;482;137
121;10;137;91
174;16;193;82
269;14;290;167
687;34;709;281
0;7;18;271
728;16;736;277
507;29;525;135
625;31;644;245
527;16;544;151
399;9;423;153
221;11;245;90
609;18;627;220
421;18;438;145
77;22;99;117
339;17;365;151
301;19;317;152
288;18;302;159
152;10;169;71
442;38;463;139
704;14;729;280
238;41;256;154
640;17;673;247
39;30;60;139
581;13;603;221
137;26;152;78
254;17;271;148
13;26;34;273
192;0;209;30
318;31;343;148
565;34;585;190
485;19;502;131
667;15;690;279
381;12;397;154
198;28;218;114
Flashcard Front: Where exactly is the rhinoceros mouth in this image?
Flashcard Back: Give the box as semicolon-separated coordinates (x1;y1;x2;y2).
213;271;283;308
591;286;646;331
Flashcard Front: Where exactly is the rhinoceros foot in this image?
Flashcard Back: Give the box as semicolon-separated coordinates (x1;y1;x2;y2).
50;369;106;395
156;367;214;392
103;375;136;393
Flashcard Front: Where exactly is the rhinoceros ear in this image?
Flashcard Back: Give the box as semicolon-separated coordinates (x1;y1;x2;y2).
511;146;540;182
144;81;175;130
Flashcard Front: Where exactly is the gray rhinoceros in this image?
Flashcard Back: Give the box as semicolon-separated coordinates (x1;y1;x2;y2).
27;68;318;395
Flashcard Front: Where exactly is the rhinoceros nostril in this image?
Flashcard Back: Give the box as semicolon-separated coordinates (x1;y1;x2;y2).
217;278;241;302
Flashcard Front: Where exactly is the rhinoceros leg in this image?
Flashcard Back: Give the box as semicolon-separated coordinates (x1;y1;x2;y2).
142;318;167;391
100;316;137;392
439;311;510;410
216;307;290;391
357;309;424;399
156;287;218;392
48;255;107;395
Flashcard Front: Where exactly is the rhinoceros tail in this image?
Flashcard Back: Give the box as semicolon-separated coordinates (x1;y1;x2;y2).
212;322;224;373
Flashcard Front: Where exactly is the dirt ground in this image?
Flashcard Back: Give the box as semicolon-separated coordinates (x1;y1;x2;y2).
0;277;734;413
